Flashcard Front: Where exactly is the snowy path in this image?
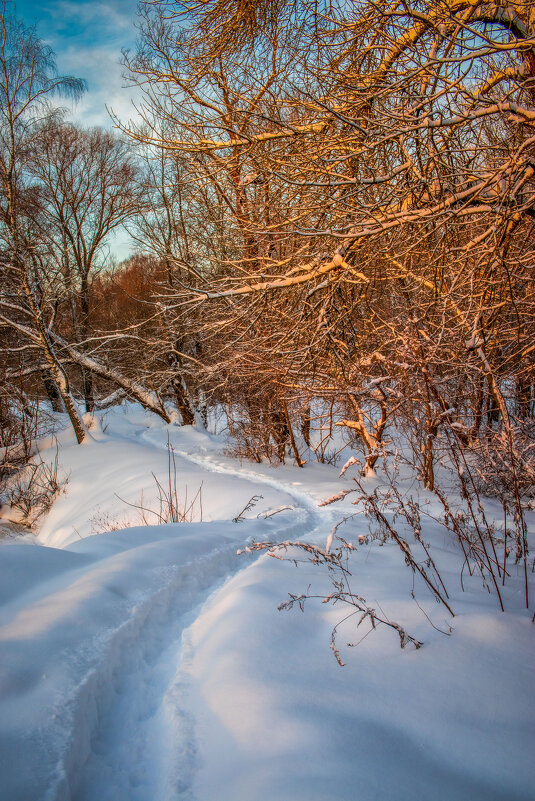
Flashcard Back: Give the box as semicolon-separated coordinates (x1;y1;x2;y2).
73;460;329;801
72;542;246;801
72;439;335;801
0;430;329;801
140;422;333;530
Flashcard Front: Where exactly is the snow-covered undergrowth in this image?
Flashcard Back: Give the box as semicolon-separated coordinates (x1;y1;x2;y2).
0;404;533;801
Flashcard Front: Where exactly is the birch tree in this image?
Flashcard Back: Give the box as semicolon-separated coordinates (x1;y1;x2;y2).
0;7;88;442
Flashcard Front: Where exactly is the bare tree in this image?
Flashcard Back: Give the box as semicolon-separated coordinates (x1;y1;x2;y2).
121;0;534;478
0;7;175;438
28;121;142;411
0;6;88;442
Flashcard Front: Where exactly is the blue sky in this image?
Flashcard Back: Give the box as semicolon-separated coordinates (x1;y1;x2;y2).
17;0;145;260
18;0;141;128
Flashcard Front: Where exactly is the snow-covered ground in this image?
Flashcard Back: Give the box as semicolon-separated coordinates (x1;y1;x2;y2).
0;404;533;801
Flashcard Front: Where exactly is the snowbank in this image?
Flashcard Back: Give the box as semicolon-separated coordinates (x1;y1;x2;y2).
0;405;533;800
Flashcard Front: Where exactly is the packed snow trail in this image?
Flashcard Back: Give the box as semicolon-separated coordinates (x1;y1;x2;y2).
70;434;339;801
1;416;332;801
1;514;317;801
70;537;249;801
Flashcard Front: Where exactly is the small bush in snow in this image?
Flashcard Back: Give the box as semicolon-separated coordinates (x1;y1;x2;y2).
4;448;68;527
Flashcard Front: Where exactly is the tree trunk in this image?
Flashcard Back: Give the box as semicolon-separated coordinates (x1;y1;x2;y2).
41;370;65;413
172;377;195;425
50;332;172;423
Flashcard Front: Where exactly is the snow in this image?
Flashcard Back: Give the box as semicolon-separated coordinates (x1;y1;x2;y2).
0;403;534;801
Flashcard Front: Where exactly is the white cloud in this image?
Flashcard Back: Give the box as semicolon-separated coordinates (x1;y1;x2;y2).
57;43;143;129
25;0;142;129
46;0;136;39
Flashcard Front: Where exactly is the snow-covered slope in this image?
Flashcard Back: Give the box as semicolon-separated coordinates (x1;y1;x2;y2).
0;405;533;801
